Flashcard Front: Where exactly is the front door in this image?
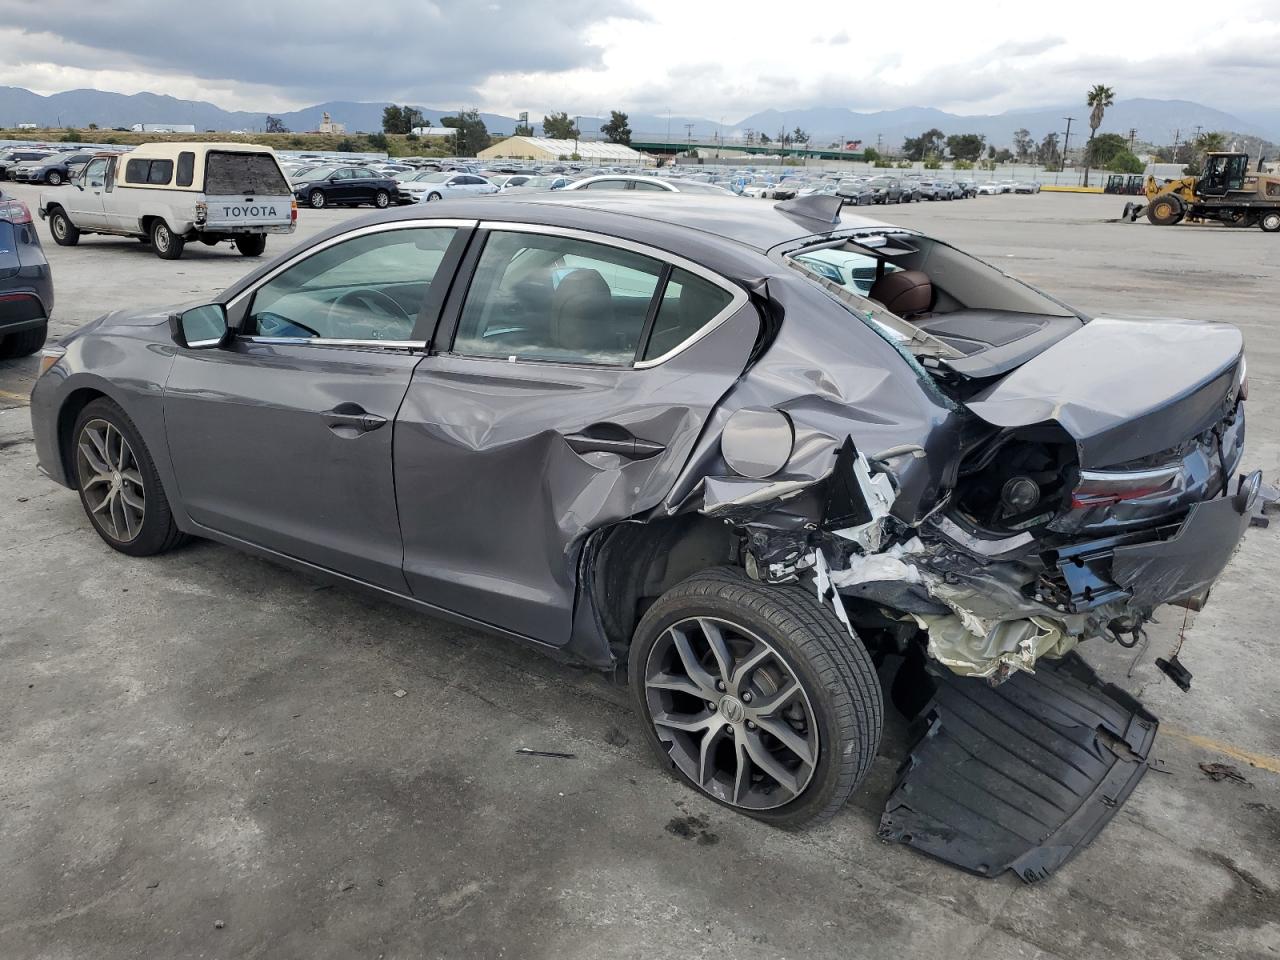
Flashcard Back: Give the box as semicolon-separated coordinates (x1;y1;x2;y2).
394;224;758;645
163;223;467;590
68;157;109;228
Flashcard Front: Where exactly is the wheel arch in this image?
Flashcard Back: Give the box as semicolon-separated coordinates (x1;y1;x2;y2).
576;514;740;669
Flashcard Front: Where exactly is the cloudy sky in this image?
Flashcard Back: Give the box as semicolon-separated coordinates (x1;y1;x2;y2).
0;0;1276;118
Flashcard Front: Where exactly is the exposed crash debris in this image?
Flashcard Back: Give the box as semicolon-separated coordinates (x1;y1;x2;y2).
515;747;576;759
1199;762;1250;785
1156;654;1194;691
880;652;1158;882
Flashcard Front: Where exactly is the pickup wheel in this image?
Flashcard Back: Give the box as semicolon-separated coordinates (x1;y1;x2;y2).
630;566;883;829
308;189;327;209
1261;211;1280;233
45;170;64;186
373;189;391;208
0;322;48;359
48;208;80;246
150;220;185;260
234;234;267;257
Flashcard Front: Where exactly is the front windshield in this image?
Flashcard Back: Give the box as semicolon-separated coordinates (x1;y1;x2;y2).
296;166;336;180
417;173;450;183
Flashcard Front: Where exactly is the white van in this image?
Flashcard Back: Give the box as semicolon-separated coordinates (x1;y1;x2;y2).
38;142;296;260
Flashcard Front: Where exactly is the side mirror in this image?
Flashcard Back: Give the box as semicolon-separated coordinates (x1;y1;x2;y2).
169;304;229;349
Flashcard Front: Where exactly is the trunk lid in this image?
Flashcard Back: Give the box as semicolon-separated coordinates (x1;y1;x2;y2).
964;316;1243;467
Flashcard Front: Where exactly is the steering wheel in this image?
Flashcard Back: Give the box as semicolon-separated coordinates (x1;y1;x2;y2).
323;288;413;338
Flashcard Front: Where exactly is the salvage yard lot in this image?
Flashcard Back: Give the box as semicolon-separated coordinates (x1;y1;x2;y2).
2;185;1278;959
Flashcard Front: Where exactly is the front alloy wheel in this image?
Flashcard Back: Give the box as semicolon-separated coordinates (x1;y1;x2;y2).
630;567;882;828
72;399;187;556
76;418;146;543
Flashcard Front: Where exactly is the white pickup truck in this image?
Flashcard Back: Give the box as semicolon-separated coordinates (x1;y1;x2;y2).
38;142;297;260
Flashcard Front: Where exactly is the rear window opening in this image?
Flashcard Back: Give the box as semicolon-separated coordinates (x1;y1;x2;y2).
205;151;290;196
786;232;1085;382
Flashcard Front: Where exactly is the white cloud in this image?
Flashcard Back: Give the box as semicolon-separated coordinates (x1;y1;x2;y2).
0;0;1276;121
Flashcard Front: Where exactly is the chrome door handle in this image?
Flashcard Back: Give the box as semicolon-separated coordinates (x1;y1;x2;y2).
565;431;665;460
323;404;387;433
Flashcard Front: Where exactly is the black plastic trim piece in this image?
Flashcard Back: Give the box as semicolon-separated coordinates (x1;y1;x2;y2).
880;652;1157;882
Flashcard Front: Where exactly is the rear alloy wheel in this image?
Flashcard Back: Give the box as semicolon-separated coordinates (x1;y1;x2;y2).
373;189;391;208
309;189;327;209
630;567;882;828
1146;195;1184;226
234;234;267;257
1261;211;1280;233
46;170;63;186
49;208;80;245
72;399;188;556
150;220;185;260
0;322;48;359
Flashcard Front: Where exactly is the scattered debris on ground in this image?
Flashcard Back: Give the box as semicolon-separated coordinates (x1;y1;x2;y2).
515;747;575;759
1199;762;1251;785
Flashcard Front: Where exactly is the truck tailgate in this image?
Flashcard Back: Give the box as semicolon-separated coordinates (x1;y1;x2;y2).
204;195;293;230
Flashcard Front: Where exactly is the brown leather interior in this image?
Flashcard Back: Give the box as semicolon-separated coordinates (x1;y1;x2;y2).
550;268;615;353
869;269;933;318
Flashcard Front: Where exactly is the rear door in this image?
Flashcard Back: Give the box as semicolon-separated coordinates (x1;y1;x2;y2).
164;222;471;590
394;223;759;645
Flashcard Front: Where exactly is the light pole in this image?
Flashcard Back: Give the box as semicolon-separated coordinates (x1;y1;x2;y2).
574;115;580;157
1061;117;1075;174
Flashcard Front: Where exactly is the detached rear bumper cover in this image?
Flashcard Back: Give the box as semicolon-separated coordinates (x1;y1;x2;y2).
880;652;1157;882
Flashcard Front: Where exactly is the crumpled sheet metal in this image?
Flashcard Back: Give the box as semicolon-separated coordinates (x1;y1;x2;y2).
965;316;1243;467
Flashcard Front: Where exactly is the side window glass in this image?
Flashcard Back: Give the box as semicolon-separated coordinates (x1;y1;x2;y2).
246;228;457;341
124;158;148;183
146;160;173;185
83;158;108;186
642;268;734;361
176;151;195;187
631;180;666;192
453;231;664;365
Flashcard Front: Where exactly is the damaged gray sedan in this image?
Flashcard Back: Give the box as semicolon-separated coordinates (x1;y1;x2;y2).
29;193;1266;880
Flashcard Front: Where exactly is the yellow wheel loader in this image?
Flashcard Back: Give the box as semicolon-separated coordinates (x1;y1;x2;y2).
1122;153;1280;232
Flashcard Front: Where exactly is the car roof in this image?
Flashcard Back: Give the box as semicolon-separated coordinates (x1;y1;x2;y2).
219;194;894;304
389;192;888;253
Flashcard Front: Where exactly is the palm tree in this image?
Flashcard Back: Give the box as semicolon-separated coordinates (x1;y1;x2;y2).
1082;84;1115;187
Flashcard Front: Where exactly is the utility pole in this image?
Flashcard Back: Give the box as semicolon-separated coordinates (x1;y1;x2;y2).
684;122;694;157
1171;128;1181;163
1061;117;1075;173
1128;128;1137;151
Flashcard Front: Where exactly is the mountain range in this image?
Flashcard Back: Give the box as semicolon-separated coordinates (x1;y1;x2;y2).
1;86;1275;148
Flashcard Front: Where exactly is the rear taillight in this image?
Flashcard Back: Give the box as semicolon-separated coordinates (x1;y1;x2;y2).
290;199;298;222
0;198;33;224
1070;466;1181;509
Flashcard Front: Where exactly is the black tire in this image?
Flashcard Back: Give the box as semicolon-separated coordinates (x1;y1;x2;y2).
0;322;48;359
373;189;391;209
1261;211;1280;233
234;234;267;257
46;170;64;186
48;208;80;246
150;220;185;260
309;189;326;209
629;566;883;829
1146;194;1183;226
71;398;188;556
